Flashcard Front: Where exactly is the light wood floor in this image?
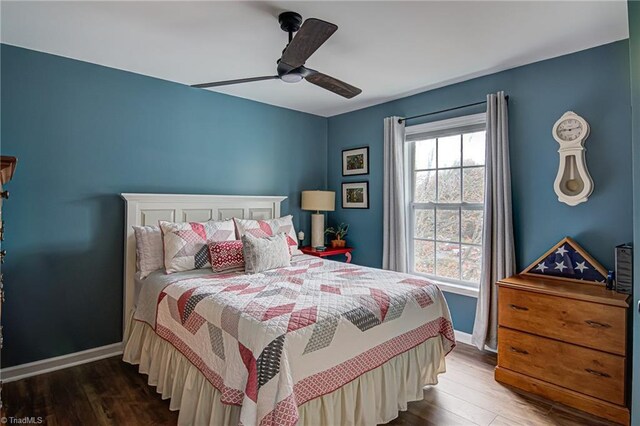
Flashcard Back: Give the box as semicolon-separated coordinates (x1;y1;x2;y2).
3;343;617;425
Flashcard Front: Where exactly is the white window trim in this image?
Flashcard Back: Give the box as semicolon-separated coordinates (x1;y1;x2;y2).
405;112;486;299
405;113;486;137
422;275;480;298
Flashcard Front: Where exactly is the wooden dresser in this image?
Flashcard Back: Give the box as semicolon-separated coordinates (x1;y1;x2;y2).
495;274;630;425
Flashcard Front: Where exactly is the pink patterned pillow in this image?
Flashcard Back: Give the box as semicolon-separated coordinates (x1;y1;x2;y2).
209;240;245;273
234;215;302;255
159;219;236;273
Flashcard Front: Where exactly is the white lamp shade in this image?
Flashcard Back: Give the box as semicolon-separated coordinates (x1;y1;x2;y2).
301;190;335;212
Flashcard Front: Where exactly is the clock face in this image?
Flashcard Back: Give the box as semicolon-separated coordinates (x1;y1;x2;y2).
556;118;584;141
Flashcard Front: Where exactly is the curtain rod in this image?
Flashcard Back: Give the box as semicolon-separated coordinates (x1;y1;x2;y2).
398;95;509;124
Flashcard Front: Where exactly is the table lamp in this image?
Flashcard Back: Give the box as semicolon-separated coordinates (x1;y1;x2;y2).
301;190;335;248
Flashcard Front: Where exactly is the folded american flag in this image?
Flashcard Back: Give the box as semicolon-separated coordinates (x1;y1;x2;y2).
524;237;607;283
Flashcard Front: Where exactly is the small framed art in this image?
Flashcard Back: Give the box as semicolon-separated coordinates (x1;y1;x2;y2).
342;182;369;209
342;147;369;176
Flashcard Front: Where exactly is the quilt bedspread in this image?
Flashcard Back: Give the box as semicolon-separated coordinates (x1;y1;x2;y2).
147;255;455;426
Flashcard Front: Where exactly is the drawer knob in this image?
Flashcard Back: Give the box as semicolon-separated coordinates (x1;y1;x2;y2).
585;368;611;378
584;320;611;329
510;346;529;355
509;304;529;311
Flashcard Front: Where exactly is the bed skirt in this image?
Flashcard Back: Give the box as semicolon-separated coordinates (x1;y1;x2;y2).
123;320;448;426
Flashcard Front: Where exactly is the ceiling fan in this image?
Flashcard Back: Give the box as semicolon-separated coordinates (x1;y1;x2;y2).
191;12;362;99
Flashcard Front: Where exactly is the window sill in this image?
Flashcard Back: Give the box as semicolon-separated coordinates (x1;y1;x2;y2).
429;279;479;298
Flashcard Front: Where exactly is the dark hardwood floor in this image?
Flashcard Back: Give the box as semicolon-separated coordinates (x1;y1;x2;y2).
3;343;617;425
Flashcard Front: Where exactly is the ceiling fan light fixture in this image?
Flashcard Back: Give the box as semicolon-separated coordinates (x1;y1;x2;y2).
281;73;304;83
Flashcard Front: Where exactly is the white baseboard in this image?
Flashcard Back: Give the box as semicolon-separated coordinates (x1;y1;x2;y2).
1;342;123;383
454;330;473;345
454;330;497;353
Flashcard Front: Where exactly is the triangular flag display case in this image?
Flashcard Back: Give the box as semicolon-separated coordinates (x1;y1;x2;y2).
522;237;608;284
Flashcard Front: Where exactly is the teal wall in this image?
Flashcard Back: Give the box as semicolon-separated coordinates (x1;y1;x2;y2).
327;41;633;334
628;1;639;424
0;45;328;367
1;39;635;368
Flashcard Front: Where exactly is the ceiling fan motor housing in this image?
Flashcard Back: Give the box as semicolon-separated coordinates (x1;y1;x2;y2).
279;12;303;33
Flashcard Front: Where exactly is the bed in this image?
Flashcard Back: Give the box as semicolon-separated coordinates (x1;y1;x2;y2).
121;193;455;426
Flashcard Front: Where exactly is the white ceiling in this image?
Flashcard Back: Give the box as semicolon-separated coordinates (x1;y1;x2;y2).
1;1;629;117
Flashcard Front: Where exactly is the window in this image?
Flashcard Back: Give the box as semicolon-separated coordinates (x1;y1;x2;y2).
406;113;486;291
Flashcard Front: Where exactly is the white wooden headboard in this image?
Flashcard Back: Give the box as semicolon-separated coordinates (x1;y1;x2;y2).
120;193;287;338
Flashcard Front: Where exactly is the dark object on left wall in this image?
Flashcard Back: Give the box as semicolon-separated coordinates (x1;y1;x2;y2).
0;155;17;410
191;12;362;99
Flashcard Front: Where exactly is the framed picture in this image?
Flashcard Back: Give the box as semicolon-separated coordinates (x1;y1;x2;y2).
342;147;369;176
342;182;369;209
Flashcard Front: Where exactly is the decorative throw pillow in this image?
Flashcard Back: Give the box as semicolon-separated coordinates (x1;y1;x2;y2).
159;219;236;274
133;225;164;279
209;240;245;273
242;233;291;274
234;215;301;255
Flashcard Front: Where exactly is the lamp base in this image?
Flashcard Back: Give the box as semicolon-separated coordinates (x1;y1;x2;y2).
311;213;325;248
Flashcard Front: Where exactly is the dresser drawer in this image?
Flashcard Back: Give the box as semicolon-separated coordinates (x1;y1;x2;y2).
498;286;626;355
498;328;625;405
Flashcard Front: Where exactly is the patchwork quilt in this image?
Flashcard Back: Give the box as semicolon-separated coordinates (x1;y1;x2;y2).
143;255;455;426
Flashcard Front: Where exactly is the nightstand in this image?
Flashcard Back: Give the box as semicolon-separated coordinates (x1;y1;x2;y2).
300;246;353;263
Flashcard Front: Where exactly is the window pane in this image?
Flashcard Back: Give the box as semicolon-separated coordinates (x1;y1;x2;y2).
435;242;460;280
461;210;483;244
437;135;461;168
436;208;459;242
415;139;436;169
415;209;435;239
462;245;482;284
463;131;486;166
437;169;461;202
415;171;436;202
463;167;484;203
414;240;435;275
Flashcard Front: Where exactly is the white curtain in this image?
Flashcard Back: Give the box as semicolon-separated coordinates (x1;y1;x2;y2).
472;91;515;351
382;117;408;272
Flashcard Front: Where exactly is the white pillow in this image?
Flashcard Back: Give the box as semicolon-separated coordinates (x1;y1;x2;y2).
234;215;302;255
242;233;291;274
133;225;164;279
160;219;236;274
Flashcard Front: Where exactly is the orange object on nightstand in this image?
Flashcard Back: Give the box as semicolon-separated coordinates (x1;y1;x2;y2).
300;246;353;263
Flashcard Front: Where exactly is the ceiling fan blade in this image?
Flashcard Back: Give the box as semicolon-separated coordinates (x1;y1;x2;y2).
280;18;338;68
306;71;362;99
191;75;279;89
